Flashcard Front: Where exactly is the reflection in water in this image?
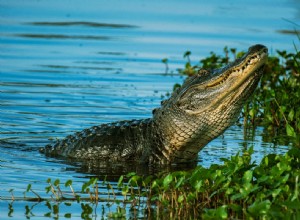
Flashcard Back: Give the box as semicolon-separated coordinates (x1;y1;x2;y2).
276;29;300;35
14;33;112;40
3;200;148;219
64;158;197;180
39;64;122;71
25;21;138;29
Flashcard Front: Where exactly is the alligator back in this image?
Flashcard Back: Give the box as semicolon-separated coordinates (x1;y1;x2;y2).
43;119;154;162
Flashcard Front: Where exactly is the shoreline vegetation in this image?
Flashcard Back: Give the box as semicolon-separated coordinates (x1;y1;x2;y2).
4;41;300;219
5;147;300;219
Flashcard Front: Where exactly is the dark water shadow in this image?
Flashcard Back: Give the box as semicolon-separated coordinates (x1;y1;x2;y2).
38;64;122;71
276;29;300;35
13;33;113;40
47;156;198;181
24;21;139;29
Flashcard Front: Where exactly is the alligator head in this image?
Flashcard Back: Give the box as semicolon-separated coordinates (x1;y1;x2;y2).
153;44;268;164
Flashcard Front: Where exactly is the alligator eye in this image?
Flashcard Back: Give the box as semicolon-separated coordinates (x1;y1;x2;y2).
198;69;210;76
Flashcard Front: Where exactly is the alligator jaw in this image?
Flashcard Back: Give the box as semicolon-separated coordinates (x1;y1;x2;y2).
206;45;268;112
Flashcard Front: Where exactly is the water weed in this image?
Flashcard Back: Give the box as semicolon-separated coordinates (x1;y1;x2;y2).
4;147;300;219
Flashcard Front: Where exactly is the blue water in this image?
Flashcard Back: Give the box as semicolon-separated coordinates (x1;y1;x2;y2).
1;0;299;218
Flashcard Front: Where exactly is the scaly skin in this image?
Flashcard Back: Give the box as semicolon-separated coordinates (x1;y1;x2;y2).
42;44;268;164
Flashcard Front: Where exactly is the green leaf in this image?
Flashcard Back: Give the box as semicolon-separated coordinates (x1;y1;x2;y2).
175;176;185;189
286;123;296;137
126;172;136;178
282;200;300;209
161;58;168;64
121;185;129;196
216;206;228;219
280;105;286;114
183;51;191;58
271;188;281;199
64;213;71;218
194;180;203;192
225;187;234;195
53;204;59;215
242;170;253;184
240;182;252;197
54;179;60;186
45;186;51;193
249;108;255;118
81;182;88;192
231;193;243;201
178;194;184;203
26;184;32;192
151;180;160;190
65;180;72;187
288;109;295;121
90;177;98;185
44;212;51;217
117;175;124;188
248;200;271;216
163;174;173;189
291;175;299;201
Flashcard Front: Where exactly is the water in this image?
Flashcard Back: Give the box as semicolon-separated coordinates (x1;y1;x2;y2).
0;0;299;218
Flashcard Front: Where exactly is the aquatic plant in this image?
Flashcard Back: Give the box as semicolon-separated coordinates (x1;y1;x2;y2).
145;147;300;219
4;147;300;219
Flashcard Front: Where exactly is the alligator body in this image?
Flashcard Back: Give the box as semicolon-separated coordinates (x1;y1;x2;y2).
42;44;268;164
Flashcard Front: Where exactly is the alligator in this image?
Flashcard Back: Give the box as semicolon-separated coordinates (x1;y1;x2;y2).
41;44;268;165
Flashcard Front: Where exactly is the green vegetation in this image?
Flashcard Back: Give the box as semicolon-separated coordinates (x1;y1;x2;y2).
5;147;300;219
125;147;300;219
